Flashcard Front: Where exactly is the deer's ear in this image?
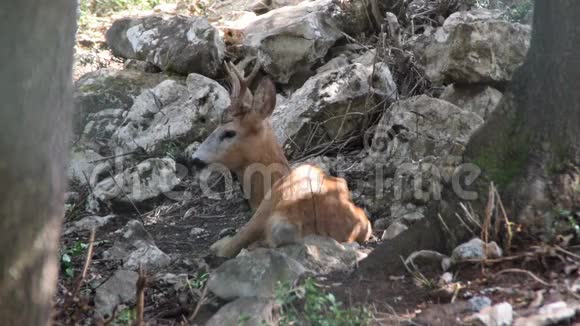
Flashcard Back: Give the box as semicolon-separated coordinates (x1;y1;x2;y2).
251;77;276;119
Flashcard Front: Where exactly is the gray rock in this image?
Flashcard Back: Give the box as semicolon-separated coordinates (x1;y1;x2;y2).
103;220;171;272
451;238;503;263
413;13;531;84
277;235;367;275
94;270;139;319
241;0;344;83
190;227;207;237
444;8;506;26
440;84;503;120
369;95;483;167
316;55;350;74
110;74;230;164
514;301;577;326
206;297;280;326
469;296;493;312
381;221;408;240
106;15;224;77
73;68;176;134
272;63;397;156
91;158;180;205
250;0;305;14
467;302;513;326
63;214;115;235
207;248;306;300
123;245;171;271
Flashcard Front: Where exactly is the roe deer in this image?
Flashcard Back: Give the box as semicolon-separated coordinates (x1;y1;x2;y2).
191;60;372;258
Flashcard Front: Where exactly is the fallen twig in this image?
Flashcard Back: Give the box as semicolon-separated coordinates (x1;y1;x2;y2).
493;268;551;287
135;264;147;326
189;282;209;322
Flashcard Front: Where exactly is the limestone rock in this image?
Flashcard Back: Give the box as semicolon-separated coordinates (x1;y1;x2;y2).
413;12;531;84
106;15;224;77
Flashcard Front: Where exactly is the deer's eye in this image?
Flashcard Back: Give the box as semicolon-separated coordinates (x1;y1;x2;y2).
220;130;237;140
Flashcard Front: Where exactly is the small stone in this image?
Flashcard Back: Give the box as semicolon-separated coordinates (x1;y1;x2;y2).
469;296;492;312
467;302;513;326
381;221;408;240
190;227;206;237
451;238;502;263
514;301;577;326
439;272;454;284
219;227;236;238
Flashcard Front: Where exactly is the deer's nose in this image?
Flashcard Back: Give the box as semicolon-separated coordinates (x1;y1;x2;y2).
191;158;208;169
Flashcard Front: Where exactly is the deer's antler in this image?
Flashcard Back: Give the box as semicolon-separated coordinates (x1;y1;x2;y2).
224;57;261;118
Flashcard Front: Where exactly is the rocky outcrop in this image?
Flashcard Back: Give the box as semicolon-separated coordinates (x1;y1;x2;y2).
439;84;503;120
369;95;483;167
271;62;397;157
207;235;367;300
110;74;230;164
413;9;531;84
91;158;180;208
73;68;176;134
106;15;224;77
232;0;345;83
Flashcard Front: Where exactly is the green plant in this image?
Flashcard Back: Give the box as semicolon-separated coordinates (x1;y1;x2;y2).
275;278;373;326
60;241;88;278
113;307;136;325
189;272;209;289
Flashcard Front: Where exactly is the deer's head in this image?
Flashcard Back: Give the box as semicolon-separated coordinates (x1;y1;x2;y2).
191;60;279;172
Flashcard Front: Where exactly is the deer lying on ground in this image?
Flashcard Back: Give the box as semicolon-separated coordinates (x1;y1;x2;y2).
191;60;372;258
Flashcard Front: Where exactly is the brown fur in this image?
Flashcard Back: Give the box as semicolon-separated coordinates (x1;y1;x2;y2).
193;61;372;258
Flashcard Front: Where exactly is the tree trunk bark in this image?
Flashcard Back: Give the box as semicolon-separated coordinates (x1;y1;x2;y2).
465;0;580;235
359;0;580;277
0;1;76;325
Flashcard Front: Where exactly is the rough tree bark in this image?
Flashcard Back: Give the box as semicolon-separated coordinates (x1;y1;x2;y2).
359;0;579;277
465;0;580;236
0;1;77;325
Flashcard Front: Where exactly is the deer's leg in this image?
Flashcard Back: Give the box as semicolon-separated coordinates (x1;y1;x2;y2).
265;212;301;248
210;196;274;258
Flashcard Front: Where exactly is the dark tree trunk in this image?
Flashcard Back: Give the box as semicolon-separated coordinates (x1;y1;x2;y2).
359;0;580;277
465;0;580;234
0;1;76;325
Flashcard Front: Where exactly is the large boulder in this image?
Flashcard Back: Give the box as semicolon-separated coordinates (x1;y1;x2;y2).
439;84;503;120
277;235;368;275
233;0;345;83
413;9;531;84
206;298;280;326
369;95;484;167
106;15;224;77
73;68;176;134
207;248;307;300
271;62;397;157
360;95;483;223
110;73;230;164
91;157;180;207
